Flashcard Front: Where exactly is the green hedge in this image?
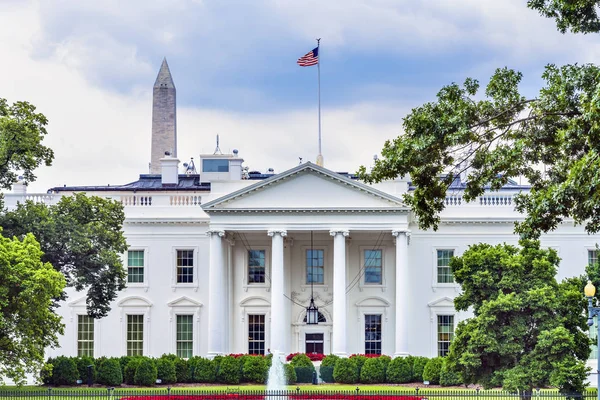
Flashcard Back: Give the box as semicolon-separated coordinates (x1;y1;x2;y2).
175;358;189;383
156;358;176;384
134;358;158;386
284;364;297;385
217;356;241;384
294;366;314;383
423;357;444;385
320;355;339;368
319;365;334;383
52;356;79;385
97;358;123;386
242;356;267;383
333;357;358;384
189;357;216;383
75;356;95;384
386;357;412;384
411;356;429;382
440;359;462;387
124;358;144;385
360;357;385;384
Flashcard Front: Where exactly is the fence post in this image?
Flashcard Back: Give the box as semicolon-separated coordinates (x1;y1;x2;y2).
47;387;51;400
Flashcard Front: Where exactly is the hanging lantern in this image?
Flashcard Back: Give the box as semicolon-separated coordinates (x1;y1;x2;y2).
306;297;319;325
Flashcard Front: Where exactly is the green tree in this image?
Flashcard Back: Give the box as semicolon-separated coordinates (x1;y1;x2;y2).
445;240;589;394
0;193;127;318
0;233;65;384
0;98;53;191
527;0;600;34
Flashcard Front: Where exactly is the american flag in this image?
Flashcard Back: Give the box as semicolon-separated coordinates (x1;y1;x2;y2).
297;47;319;67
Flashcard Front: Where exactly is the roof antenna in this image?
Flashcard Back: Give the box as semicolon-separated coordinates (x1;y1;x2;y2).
299;157;303;165
214;134;222;155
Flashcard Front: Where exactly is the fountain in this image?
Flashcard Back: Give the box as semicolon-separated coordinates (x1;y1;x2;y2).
266;350;286;393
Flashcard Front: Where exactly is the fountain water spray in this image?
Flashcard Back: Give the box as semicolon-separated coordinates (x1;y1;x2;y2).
266;350;286;393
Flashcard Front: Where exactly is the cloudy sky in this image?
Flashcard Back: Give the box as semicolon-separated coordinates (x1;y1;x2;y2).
2;0;600;192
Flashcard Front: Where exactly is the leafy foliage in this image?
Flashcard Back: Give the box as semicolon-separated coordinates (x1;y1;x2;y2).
0;193;127;318
446;240;589;393
156;358;176;384
527;0;600;34
217;356;241;384
0;233;65;384
51;356;79;386
319;365;334;383
124;358;144;385
294;366;314;383
242;356;267;384
320;354;339;368
134;358;157;386
423;357;444;385
284;363;297;385
359;63;600;239
174;357;189;383
96;358;123;386
0;98;54;190
360;357;386;384
440;359;462;387
75;356;96;384
386;357;412;384
189;357;216;383
333;357;358;384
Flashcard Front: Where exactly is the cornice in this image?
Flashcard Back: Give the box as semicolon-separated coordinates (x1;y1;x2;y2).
205;208;408;214
125;218;209;225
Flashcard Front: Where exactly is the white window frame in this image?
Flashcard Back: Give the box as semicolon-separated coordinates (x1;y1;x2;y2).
240;296;271;355
243;246;271;291
431;247;459;290
167;296;202;358
247;313;267;355
68;297;101;357
77;314;95;358
171;247;199;291
363;313;383;355
118;296;152;356
356;297;390;355
428;297;456;358
125;247;148;290
358;246;387;291
301;245;329;291
588;247;599;266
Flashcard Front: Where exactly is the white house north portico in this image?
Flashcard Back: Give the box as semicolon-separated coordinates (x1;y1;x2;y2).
9;61;600;375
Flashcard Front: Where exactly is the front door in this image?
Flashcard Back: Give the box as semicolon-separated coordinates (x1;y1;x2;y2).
305;333;324;354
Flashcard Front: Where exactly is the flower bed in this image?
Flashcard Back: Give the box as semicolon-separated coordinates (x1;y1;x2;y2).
120;395;424;400
286;352;325;362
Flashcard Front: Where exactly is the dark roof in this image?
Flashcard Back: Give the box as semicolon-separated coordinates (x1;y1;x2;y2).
48;174;211;193
408;174;530;191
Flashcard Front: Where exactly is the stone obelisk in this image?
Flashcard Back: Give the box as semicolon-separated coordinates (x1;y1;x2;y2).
150;58;177;174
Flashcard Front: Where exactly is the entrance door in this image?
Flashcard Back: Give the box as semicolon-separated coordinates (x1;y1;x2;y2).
305;333;324;354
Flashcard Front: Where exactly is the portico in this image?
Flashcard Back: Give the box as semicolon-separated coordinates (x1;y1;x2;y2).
202;162;411;357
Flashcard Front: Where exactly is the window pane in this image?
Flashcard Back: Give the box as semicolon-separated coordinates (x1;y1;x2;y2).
248;250;266;283
127;250;144;283
364;249;382;284
590;250;598;267
176;315;193;358
437;315;454;357
248;314;265;355
306;249;324;284
437;250;454;283
127;315;144;356
365;314;382;355
77;315;94;357
203;159;229;172
177;250;194;283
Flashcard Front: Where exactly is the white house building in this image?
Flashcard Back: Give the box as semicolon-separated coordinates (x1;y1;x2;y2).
5;60;599;374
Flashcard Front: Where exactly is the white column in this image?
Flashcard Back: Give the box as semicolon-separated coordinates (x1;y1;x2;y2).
330;229;349;357
392;229;411;357
268;229;287;353
207;229;225;357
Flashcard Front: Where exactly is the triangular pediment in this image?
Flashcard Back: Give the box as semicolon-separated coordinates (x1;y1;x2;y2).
428;297;454;308
167;296;203;308
356;297;390;307
203;162;406;212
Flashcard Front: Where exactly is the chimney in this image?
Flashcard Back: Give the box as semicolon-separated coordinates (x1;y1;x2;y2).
160;152;180;186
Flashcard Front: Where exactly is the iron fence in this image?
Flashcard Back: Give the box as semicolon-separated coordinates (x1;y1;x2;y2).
0;389;596;400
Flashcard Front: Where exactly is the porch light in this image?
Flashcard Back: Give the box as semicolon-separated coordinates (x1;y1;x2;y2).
306;297;319;325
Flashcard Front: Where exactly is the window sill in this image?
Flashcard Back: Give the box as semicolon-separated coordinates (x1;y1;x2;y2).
431;283;460;292
300;284;329;292
243;284;271;292
358;284;387;292
171;284;199;292
124;284;149;292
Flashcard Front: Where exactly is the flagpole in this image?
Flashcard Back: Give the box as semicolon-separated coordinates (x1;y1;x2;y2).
316;38;323;167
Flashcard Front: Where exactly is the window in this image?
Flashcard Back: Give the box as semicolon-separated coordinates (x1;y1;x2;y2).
77;315;94;357
127;315;144;356
365;314;382;355
437;315;454;356
176;315;193;359
437;250;454;284
248;314;265;355
591;316;598;360
127;250;144;284
248;250;266;283
590;250;598;266
305;333;324;354
203;159;229;172
177;250;194;283
364;249;382;284
306;249;324;284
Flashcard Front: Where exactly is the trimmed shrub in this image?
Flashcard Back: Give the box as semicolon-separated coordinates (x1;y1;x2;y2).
440;359;462;387
97;358;123;386
76;356;96;384
124;358;144;385
295;366;314;383
134;358;158;386
320;355;339;368
189;356;216;383
350;355;368;376
423;357;444;385
378;355;392;377
175;358;190;383
52;356;79;385
242;356;267;384
217;355;241;384
360;357;385;384
333;357;358;384
411;356;429;382
290;354;314;370
156;358;177;384
284;363;297;385
385;357;412;384
119;356;133;377
319;365;334;383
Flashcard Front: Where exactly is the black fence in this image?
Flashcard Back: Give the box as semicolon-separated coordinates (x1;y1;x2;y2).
0;389;597;400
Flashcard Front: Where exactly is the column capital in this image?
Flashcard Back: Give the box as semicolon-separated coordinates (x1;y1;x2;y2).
391;229;411;237
267;229;287;237
207;230;225;238
329;229;349;237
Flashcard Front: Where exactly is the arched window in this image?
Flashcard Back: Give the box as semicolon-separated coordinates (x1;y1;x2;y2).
303;311;326;323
